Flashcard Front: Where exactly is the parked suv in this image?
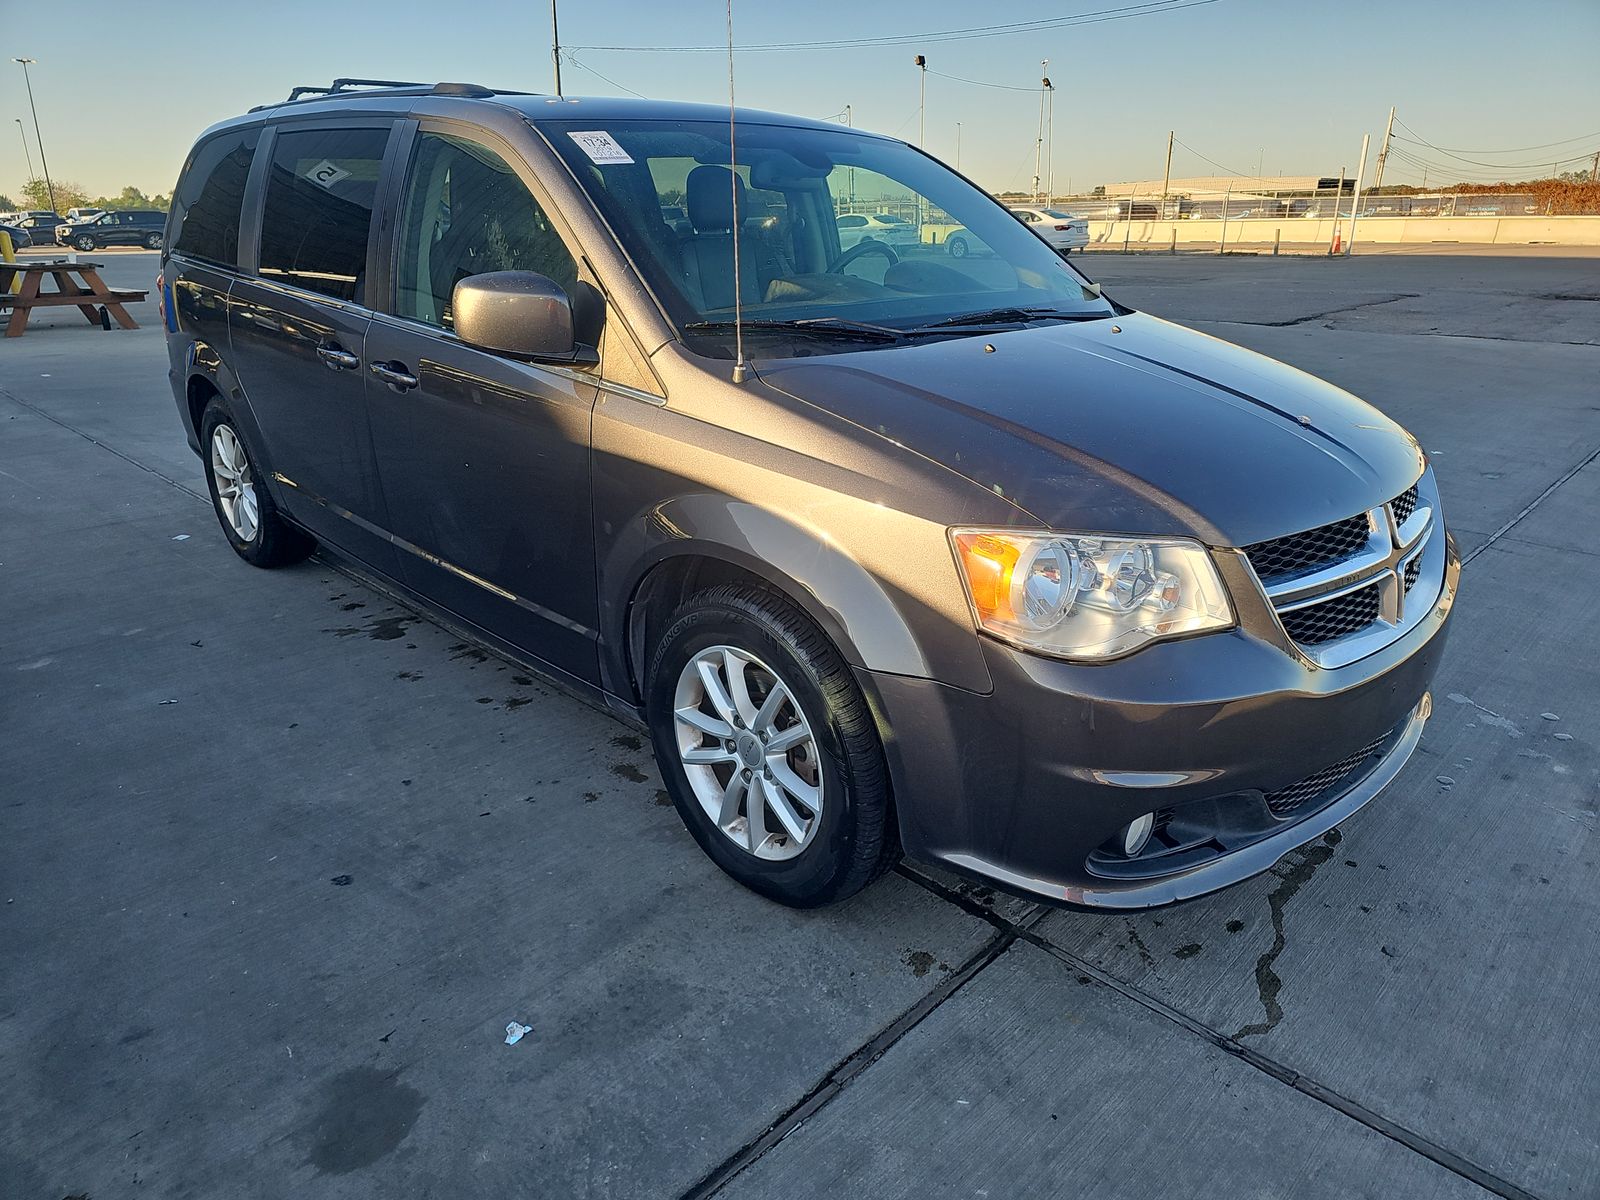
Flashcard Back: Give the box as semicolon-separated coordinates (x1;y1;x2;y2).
163;81;1456;910
61;209;165;250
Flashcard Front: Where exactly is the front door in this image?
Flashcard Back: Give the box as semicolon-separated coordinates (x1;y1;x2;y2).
226;122;400;572
365;127;601;682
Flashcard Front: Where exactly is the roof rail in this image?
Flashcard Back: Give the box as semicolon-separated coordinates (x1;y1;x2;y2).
251;79;526;114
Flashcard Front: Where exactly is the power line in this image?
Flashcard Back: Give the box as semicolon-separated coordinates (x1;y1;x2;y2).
570;0;1222;53
1392;117;1600;171
926;68;1039;93
1390;122;1600;156
1171;137;1253;180
561;51;650;98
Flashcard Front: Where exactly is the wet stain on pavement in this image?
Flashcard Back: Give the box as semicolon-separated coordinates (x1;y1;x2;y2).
324;615;411;642
611;733;643;752
904;950;943;977
1125;923;1156;968
1235;828;1341;1040
301;1066;424;1175
449;642;489;664
1173;943;1203;959
610;762;648;783
1225;919;1245;933
653;789;672;807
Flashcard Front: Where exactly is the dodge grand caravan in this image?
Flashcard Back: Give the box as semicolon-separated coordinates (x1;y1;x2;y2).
162;79;1457;910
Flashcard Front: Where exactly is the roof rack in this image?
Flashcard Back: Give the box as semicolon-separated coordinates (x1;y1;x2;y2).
252;79;508;112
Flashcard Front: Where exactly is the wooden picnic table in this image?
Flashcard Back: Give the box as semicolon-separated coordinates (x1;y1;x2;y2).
0;260;148;337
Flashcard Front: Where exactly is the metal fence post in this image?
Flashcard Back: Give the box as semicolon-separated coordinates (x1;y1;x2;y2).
1218;182;1231;255
1273;227;1280;256
1169;227;1177;255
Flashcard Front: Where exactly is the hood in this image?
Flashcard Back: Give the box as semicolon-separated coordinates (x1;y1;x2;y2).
755;311;1425;547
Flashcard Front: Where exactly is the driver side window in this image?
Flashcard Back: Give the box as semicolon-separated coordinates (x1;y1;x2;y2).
395;132;577;329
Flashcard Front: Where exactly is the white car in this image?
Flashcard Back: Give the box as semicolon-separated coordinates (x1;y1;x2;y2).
65;207;105;223
835;212;921;252
1008;206;1089;253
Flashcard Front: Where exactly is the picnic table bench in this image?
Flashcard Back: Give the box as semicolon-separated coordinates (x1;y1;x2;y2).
0;260;148;337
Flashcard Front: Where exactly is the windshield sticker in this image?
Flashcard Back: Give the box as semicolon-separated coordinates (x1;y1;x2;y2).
567;131;634;165
304;160;352;189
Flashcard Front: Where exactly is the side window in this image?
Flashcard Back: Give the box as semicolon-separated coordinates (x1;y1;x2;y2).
258;126;389;303
838;215;866;228
170;129;258;267
394;132;577;329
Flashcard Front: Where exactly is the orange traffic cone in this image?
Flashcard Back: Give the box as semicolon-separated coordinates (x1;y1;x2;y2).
1331;228;1343;255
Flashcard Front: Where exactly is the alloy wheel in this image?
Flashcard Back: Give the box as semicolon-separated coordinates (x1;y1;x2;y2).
210;424;260;542
673;645;824;861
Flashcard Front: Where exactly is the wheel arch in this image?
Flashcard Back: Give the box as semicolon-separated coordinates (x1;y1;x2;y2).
601;497;945;709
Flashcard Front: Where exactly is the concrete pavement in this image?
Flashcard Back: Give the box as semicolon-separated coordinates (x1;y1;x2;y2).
2;251;1597;1199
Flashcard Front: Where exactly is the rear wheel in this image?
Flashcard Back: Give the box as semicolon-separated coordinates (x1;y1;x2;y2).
646;583;899;907
143;232;163;250
199;398;314;568
947;235;969;258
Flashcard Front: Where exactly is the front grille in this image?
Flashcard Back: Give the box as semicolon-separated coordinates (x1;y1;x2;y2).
1391;484;1419;527
1264;733;1388;817
1280;584;1381;645
1403;555;1422;592
1244;513;1371;581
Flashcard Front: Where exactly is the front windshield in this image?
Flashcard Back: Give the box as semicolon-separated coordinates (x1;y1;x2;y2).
543;118;1112;354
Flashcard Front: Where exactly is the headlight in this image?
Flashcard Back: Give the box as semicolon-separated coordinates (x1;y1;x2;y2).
950;529;1233;660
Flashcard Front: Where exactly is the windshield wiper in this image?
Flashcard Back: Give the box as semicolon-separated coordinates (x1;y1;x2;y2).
683;317;906;343
908;306;1113;331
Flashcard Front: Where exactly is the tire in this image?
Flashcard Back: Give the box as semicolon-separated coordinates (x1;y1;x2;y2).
199;398;314;568
646;583;899;907
143;232;163;250
75;234;96;252
947;235;969;258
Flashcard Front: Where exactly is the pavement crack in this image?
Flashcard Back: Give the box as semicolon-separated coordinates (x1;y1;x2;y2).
1240;293;1419;327
1234;828;1341;1040
1464;442;1600;565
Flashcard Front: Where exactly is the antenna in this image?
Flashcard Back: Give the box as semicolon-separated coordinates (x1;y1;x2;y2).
726;0;748;384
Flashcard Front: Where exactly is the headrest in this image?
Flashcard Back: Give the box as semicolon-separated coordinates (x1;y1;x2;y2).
687;165;746;234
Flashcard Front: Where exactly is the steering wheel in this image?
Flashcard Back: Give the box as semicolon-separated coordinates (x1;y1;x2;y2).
829;239;900;275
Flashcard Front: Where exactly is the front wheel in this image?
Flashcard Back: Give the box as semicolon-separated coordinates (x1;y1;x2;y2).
646;583;899;907
200;399;314;568
75;234;96;252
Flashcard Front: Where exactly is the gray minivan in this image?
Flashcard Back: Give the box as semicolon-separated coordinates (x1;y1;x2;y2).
162;79;1457;910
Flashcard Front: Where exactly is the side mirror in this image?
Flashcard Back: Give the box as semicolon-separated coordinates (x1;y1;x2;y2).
452;271;596;365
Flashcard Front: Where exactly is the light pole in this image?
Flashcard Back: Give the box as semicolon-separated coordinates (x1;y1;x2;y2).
13;58;57;214
914;55;926;148
955;122;962;171
14;118;36;184
1044;73;1055;204
1032;60;1048;205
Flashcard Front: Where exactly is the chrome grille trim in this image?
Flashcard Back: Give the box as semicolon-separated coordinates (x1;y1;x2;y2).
1244;472;1444;669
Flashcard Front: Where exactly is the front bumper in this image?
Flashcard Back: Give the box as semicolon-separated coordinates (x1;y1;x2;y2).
864;533;1459;909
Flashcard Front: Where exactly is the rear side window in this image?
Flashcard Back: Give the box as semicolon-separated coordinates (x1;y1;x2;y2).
169;129;258;267
258;126;390;303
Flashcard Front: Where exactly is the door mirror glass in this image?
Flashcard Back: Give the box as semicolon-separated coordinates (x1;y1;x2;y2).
453;271;587;362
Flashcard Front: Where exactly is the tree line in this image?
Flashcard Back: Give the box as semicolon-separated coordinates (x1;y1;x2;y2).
2;182;170;213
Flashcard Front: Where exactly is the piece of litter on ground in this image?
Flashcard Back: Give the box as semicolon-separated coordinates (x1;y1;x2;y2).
1436;776;1455;787
171;534;190;541
158;698;179;706
1554;732;1573;741
1540;713;1560;722
504;1021;532;1046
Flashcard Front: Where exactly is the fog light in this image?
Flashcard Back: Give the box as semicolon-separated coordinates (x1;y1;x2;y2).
1120;813;1155;857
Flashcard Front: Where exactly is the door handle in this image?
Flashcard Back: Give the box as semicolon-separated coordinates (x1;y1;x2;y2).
370;361;420;391
316;344;360;371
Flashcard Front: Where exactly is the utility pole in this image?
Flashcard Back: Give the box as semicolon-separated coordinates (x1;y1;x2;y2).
1346;132;1371;256
13;59;56;214
1591;149;1599;182
550;1;562;97
14;118;36;184
1032;59;1048;205
1372;105;1395;193
1160;130;1173;219
914;55;927;148
1044;74;1055;204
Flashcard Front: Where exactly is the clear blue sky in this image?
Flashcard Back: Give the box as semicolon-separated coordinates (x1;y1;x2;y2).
5;0;1598;202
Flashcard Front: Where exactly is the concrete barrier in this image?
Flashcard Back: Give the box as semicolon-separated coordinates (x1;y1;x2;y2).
1085;215;1600;249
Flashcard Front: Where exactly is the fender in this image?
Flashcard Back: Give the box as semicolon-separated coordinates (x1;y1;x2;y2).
598;492;995;705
